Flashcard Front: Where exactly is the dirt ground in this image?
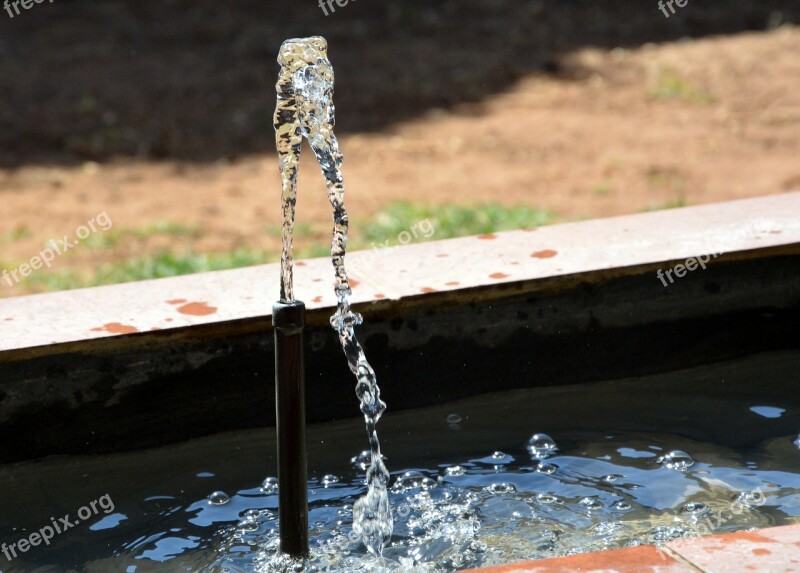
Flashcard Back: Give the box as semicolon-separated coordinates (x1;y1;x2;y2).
0;2;798;296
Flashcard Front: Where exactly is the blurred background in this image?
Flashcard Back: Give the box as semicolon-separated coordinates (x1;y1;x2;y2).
0;0;798;296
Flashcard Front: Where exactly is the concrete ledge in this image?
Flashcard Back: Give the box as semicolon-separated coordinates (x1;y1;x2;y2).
0;192;798;358
0;194;797;461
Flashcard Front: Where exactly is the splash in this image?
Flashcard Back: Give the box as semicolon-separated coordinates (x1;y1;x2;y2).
274;36;393;556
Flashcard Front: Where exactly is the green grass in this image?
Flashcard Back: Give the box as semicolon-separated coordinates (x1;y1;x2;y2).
15;203;555;293
362;202;554;243
646;168;687;193
1;225;33;244
648;67;715;105
642;196;688;212
592;181;613;197
84;221;203;250
21;249;273;292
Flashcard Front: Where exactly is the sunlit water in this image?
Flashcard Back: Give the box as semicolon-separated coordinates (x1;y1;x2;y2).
3;351;799;573
205;434;798;572
274;35;392;558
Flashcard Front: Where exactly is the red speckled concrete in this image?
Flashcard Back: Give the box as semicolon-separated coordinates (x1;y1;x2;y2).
0;192;798;354
471;523;800;573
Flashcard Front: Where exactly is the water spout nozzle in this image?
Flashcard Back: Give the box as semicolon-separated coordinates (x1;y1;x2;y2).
273;300;309;559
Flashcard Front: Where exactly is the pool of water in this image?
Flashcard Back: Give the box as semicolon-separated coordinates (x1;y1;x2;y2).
1;351;799;572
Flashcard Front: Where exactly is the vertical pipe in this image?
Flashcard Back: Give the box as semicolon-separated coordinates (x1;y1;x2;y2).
272;300;309;559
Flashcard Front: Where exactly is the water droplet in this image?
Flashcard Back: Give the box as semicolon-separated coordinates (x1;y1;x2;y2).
321;474;340;486
491;450;507;460
485;482;516;494
579;497;602;511
683;501;708;515
527;433;558;459
208;491;230;505
446;413;462;424
536;493;557;504
351;450;372;470
602;474;624;483
612;500;632;511
445;465;467;477
657;450;695;471
261;476;279;494
535;462;558;475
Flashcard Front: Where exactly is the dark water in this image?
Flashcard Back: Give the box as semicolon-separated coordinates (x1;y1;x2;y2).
0;351;798;572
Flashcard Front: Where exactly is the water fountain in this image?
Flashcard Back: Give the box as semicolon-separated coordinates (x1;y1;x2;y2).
0;34;798;573
273;36;392;563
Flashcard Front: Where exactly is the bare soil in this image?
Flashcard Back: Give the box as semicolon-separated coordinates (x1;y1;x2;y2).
0;2;798;296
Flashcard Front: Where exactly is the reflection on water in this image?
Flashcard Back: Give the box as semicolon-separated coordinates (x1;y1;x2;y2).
0;352;798;572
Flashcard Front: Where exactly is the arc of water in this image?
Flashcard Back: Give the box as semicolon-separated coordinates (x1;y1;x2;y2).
273;36;393;556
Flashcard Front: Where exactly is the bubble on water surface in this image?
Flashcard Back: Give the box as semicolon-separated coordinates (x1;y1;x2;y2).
602;474;624;483
611;500;632;511
535;462;558;475
261;476;279;494
651;525;685;543
658;450;695;471
579;497;602;511
444;465;466;477
393;471;437;492
735;490;765;508
527;433;558;459
321;474;340;486
485;483;516;495
683;501;708;515
536;493;558;504
207;491;230;506
446;413;462;424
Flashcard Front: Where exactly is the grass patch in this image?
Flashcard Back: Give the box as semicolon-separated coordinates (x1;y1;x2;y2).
362;202;554;243
20;249;273;292
93;249;271;284
646;168;687;193
592;181;613;197
1;225;33;244
642;196;688;212
84;220;203;250
15;203;555;293
648;67;715;104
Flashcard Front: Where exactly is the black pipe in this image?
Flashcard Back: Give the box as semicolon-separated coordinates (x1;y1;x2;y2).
272;300;309;559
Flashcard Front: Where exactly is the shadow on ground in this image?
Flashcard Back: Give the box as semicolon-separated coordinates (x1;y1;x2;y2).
0;0;797;166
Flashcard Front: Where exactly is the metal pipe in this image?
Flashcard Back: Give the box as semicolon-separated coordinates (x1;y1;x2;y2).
273;299;309;559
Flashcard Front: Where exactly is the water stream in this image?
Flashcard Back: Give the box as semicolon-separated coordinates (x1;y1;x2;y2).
274;36;393;559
